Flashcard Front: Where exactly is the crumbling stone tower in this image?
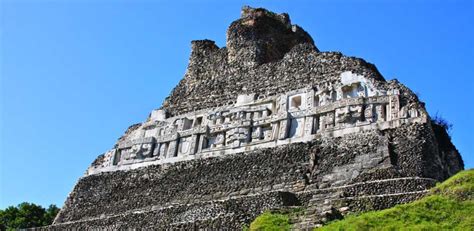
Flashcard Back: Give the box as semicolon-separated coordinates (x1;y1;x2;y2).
49;7;463;229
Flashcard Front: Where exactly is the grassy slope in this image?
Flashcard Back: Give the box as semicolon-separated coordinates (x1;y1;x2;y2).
247;169;474;231
246;212;291;231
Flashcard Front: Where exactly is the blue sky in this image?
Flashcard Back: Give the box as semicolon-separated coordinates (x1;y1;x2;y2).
1;0;473;209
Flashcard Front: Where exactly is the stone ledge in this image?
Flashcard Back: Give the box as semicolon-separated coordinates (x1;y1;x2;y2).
44;191;299;230
44;188;430;230
49;177;435;229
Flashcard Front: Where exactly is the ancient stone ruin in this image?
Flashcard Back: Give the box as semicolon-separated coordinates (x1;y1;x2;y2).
48;6;463;230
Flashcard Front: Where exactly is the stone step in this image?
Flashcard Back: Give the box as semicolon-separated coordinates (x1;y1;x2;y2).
291;189;430;231
309;199;329;205
291;221;318;231
309;191;343;202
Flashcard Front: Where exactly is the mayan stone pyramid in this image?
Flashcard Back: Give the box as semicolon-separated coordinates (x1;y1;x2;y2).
48;6;463;229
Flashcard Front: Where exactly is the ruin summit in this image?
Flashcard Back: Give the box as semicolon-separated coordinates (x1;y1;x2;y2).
48;7;463;230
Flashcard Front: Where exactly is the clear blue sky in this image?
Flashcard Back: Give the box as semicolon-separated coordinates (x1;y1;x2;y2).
1;0;473;209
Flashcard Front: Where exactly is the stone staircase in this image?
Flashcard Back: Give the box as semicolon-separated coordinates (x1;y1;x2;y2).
291;191;344;230
290;184;430;230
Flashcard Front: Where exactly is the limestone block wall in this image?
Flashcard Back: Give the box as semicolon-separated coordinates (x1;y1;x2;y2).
46;192;299;230
386;122;463;181
53;121;458;227
165;48;390;118
54;142;311;223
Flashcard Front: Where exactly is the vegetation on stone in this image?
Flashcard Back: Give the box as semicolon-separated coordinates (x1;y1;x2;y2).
0;203;59;230
314;169;474;230
248;170;473;230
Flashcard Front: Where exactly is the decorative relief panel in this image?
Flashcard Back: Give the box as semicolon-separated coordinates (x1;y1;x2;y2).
93;78;424;171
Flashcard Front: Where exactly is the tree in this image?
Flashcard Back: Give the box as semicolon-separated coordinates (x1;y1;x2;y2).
43;205;60;225
0;202;59;230
431;113;453;135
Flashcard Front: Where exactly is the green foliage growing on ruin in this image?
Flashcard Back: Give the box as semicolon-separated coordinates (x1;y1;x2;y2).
315;169;474;231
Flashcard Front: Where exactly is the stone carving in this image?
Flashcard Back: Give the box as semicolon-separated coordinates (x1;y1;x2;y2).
132;143;155;159
278;119;290;140
375;104;386;122
178;136;192;155
89;73;424;172
364;104;374;123
159;143;168;157
167;141;178;157
98;150;115;168
389;95;400;120
251;126;262;140
325;112;335;129
262;125;273;140
207;133;225;148
227;127;250;148
319;91;332;106
335;105;363;125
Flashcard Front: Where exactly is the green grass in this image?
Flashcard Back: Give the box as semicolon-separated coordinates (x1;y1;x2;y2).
246;211;291;231
247;170;474;231
316;169;474;231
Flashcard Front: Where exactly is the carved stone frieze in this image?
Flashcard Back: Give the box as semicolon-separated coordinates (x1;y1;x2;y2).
90;78;425;173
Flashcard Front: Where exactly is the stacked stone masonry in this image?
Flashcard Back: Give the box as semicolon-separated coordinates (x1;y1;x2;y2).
49;6;464;230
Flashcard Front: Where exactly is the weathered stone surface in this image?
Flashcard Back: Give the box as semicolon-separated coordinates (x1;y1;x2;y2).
47;6;463;230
